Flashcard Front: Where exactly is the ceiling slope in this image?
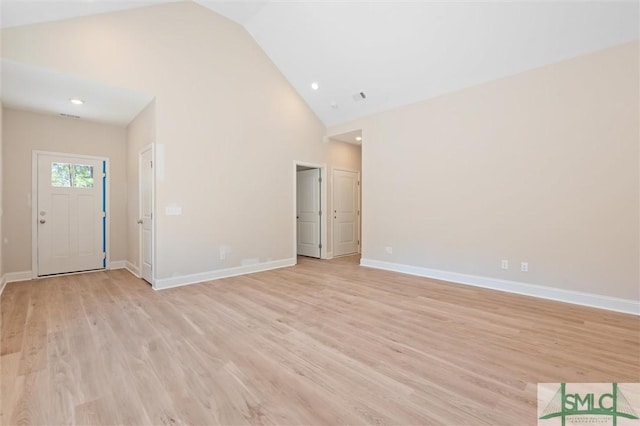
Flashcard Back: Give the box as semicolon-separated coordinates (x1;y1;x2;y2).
228;1;639;126
1;59;154;126
2;1;638;127
0;0;178;29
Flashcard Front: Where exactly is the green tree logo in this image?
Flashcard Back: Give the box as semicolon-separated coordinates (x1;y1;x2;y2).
540;383;639;426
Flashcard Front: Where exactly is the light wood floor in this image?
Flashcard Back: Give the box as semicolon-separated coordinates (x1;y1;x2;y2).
1;255;638;425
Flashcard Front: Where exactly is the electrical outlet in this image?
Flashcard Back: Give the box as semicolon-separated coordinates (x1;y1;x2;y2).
521;262;528;272
165;206;182;215
385;246;393;254
501;259;509;270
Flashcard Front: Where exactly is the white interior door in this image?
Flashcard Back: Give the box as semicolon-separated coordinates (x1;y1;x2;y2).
333;169;359;257
297;169;321;258
139;147;154;284
37;153;105;276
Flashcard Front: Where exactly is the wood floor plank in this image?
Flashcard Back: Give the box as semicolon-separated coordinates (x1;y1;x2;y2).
17;281;49;376
0;255;638;425
74;395;121;426
1;283;31;357
47;330;78;426
0;353;21;423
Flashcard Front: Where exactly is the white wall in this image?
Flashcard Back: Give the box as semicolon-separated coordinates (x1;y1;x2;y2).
0;2;363;282
1;108;128;273
329;41;639;303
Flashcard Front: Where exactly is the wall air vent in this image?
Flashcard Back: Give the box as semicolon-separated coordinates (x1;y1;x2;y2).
352;91;367;102
60;113;80;119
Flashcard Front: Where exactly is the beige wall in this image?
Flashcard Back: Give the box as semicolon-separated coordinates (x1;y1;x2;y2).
10;2;628;302
0;2;361;279
126;101;155;271
0;105;3;280
328;141;361;173
2;108;128;273
329;41;639;301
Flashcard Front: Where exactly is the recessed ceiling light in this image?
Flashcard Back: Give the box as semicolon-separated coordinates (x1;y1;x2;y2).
355;136;362;142
69;98;84;105
311;82;319;91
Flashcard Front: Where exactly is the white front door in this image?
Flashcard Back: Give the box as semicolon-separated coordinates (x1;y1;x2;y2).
333;169;359;257
139;147;154;284
37;153;105;276
297;169;321;258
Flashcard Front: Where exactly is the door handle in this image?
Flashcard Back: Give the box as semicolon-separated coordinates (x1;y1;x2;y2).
39;219;46;224
137;219;143;224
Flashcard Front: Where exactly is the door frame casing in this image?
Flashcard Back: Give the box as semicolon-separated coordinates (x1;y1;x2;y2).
31;150;111;279
293;161;328;261
138;144;156;287
331;167;361;257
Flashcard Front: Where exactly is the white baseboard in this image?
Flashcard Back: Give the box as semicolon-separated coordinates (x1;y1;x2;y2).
0;271;33;296
125;261;140;277
323;251;333;260
4;271;33;284
109;260;141;279
360;258;640;316
108;259;141;278
109;260;127;270
154;257;296;291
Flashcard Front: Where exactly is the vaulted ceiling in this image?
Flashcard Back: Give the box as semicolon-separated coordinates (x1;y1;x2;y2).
1;0;638;127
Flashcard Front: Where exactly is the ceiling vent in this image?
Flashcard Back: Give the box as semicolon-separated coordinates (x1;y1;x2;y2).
352;91;367;102
60;113;80;119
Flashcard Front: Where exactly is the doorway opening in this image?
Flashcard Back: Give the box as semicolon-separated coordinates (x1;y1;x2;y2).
138;145;154;285
294;162;327;260
32;151;109;277
326;128;363;259
332;168;360;257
